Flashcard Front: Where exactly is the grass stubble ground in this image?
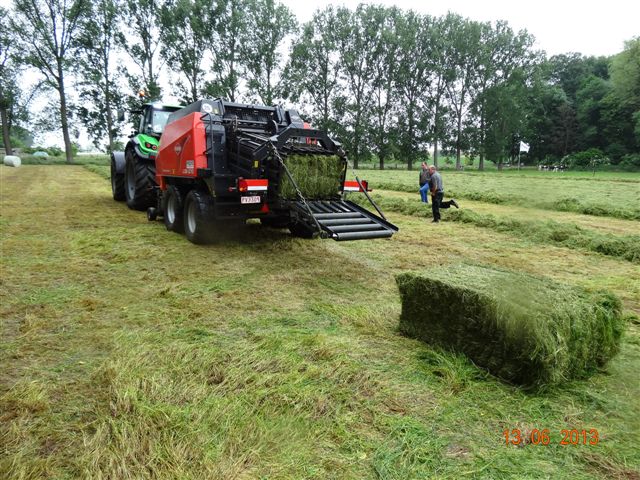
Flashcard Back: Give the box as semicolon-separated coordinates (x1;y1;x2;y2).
1;165;639;479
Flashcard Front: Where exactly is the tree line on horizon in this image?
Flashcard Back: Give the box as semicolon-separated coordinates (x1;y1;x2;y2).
0;0;639;169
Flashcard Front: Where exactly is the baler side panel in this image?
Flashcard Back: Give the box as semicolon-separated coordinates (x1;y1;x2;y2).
156;113;208;185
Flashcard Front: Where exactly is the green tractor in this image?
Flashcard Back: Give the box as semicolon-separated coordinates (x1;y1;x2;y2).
111;102;182;210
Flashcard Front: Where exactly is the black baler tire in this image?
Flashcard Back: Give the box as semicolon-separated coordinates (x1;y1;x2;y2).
163;186;185;233
260;216;290;229
111;158;125;201
184;190;216;244
289;222;316;239
125;149;157;211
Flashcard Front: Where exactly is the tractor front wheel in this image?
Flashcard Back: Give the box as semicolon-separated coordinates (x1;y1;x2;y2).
163;186;184;233
125;149;157;211
184;190;216;244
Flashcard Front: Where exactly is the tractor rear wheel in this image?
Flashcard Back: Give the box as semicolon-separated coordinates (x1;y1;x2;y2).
111;157;125;201
184;190;216;244
125;149;157;210
163;186;184;233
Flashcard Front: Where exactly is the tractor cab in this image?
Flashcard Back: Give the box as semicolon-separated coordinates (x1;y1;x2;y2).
136;103;182;138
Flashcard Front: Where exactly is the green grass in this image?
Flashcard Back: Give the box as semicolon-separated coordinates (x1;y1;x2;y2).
84;163;110;179
355;169;640;220
350;193;640;263
1;165;639;479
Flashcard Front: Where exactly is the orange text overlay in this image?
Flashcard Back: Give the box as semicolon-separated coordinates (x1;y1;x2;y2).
503;429;599;446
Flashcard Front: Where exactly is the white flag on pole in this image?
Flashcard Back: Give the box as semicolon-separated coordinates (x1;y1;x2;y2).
519;141;530;153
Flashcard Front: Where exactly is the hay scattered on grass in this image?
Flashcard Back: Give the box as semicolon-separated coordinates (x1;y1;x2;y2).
372;181;640;220
279;154;345;200
396;264;625;389
349;194;640;263
447;209;640;263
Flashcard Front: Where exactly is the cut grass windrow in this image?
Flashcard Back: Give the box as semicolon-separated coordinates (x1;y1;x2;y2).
361;171;640;220
350;194;640;263
363;180;640;220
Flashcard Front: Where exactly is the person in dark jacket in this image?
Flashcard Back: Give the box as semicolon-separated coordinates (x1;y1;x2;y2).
419;162;431;204
429;165;459;222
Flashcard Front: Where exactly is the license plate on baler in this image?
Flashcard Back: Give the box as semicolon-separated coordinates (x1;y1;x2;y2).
240;195;261;204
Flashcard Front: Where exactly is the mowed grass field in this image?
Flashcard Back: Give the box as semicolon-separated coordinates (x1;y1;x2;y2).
1;164;639;479
361;169;640;220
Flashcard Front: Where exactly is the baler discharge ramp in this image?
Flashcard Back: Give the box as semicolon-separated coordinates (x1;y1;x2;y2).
292;200;398;241
269;129;398;241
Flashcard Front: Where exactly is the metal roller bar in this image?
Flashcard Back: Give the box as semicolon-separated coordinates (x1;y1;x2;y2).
313;212;363;219
320;217;376;227
320;201;351;213
311;203;333;213
335;230;394;241
329;224;385;233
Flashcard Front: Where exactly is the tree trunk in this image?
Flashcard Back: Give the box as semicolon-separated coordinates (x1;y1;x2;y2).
57;66;74;164
265;65;272;105
322;91;329;132
0;107;12;155
228;38;236;102
407;105;415;170
433;101;440;168
192;69;198;104
106;105;114;153
479;108;485;170
105;74;115;152
352;106;362;170
433;138;438;168
455;111;462;170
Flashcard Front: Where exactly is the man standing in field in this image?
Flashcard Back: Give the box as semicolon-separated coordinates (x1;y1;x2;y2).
429;165;459;223
419;161;431;204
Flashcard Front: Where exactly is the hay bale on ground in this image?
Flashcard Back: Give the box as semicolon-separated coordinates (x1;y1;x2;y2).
396;265;624;388
3;155;21;167
279;154;345;200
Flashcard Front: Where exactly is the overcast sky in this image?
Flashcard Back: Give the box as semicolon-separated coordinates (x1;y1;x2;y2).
281;0;639;57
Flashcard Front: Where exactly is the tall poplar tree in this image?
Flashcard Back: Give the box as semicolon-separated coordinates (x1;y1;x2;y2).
12;0;90;163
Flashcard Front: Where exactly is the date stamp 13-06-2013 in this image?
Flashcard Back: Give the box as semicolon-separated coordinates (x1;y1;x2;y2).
503;428;600;447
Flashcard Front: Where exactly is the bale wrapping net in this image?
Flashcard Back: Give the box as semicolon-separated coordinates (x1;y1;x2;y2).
278;153;345;200
396;264;624;388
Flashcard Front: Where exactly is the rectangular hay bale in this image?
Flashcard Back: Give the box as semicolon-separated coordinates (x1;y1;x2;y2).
279;154;345;200
396;265;624;388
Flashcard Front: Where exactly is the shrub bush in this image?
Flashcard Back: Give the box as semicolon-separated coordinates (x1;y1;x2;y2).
561;148;610;169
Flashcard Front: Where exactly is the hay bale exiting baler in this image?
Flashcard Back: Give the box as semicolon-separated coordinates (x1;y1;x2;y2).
279;154;345;200
396;265;624;388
